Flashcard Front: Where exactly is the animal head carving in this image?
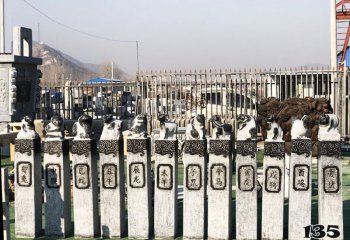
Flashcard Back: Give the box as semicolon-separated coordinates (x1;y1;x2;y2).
45;114;64;140
291;115;312;139
195;114;205;125
51;114;63;127
236;114;256;141
158;114;167;124
185;114;206;140
210;115;232;139
72;114;93;139
17;115;38;139
100;114;123;140
237;114;252;130
318;113;340;141
158;114;177;140
129;114;147;138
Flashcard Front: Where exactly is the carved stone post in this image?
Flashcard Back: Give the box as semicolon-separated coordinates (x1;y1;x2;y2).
71;115;99;238
2;168;10;240
14;120;42;238
99;117;126;238
235;114;257;240
154;139;178;238
43;139;71;237
207;138;232;239
127;137;152;239
318;114;343;239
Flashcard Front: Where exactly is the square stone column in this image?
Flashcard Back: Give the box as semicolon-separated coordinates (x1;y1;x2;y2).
14;138;42;238
183;140;207;239
2;168;11;240
154;139;178;238
99;139;126;238
207;139;232;240
43;139;71;237
126;137;152;239
71;139;99;238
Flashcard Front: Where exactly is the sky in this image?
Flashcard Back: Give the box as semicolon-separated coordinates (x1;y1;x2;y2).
4;0;331;75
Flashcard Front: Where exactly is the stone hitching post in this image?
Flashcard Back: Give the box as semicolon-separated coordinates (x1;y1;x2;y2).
14;116;42;238
207;115;233;239
71;115;99;238
318;114;343;239
43;115;71;237
154;114;178;238
183;114;207;239
235;114;257;240
288;115;312;239
261;115;285;240
99;115;126;238
2;168;10;240
126;114;152;239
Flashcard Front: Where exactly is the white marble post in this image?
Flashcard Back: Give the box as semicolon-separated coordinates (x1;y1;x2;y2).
14;137;42;238
261;140;285;240
99;139;126;238
154;139;178;238
288;139;312;239
71;139;99;238
235;140;257;240
183;140;207;239
2;168;10;240
126;137;152;239
207;139;232;239
43;139;71;237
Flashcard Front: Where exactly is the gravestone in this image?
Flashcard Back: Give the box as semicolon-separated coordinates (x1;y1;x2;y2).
71;115;99;238
261;115;285;240
14;116;42;238
2;168;10;240
317;114;343;239
43;115;71;237
154;114;178;238
235;114;257;240
99;115;126;238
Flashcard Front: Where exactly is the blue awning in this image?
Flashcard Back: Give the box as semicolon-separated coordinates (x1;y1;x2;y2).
85;78;124;84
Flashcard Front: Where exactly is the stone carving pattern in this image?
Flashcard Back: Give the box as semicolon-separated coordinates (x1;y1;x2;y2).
155;140;176;158
183;140;206;157
323;166;340;193
127;139;147;156
319;141;341;158
209;140;231;157
238;165;255;191
265;166;282;193
291;139;312;157
43;141;62;157
99;140;119;157
74;164;90;189
293;164;309;191
129;162;145;188
15;139;40;156
236;140;256;158
71;140;91;157
16;161;32;187
186;164;202;190
102;163;118;189
264;142;285;160
210;164;226;190
157;164;173;190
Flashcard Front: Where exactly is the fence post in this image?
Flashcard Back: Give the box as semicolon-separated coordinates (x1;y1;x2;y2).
235;114;257;240
99;118;126;238
318;114;343;239
14;116;42;238
2;168;10;240
126;136;152;239
71;115;99;238
261;119;285;239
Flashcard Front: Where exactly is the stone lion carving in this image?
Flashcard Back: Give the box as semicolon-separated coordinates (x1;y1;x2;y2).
100;114;123;140
129;114;147;138
72;114;93;139
266;114;283;141
45;114;64;140
17;115;38;139
209;115;232;139
236;114;256;141
185;114;206;140
318;113;340;141
291;115;312;139
158;114;177;140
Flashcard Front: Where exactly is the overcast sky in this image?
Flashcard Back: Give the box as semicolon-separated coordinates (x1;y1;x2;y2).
5;0;331;75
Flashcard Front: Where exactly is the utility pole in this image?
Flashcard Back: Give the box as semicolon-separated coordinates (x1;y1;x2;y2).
38;22;40;42
0;0;5;53
330;0;337;70
111;61;114;79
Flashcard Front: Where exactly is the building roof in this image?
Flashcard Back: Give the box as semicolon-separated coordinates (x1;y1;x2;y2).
85;77;124;84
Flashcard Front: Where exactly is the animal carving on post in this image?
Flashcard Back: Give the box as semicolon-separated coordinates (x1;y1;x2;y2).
266;114;283;141
129;114;148;138
209;115;232;139
100;114;123;140
236;114;257;141
158;114;177;140
45;114;64;140
72;114;93;139
17;115;38;139
185;114;206;140
317;113;340;141
291;115;312;139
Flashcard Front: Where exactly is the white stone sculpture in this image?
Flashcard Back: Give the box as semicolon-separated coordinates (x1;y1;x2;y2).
291;115;312;139
236;114;256;141
129;114;148;138
318;113;340;141
209;115;232;139
185;114;206;140
72;114;92;139
266;114;283;141
100;114;122;140
158;114;177;140
45;115;64;140
17;115;38;139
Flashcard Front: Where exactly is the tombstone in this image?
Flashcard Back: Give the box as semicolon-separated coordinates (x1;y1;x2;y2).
154;114;178;238
126;114;152;239
235;114;257;240
2;168;10;240
14;116;42;238
71;115;99;238
99;115;126;238
317;114;343;239
288;115;313;239
207;115;233;239
183;114;207;239
261;114;285;240
43;115;71;237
